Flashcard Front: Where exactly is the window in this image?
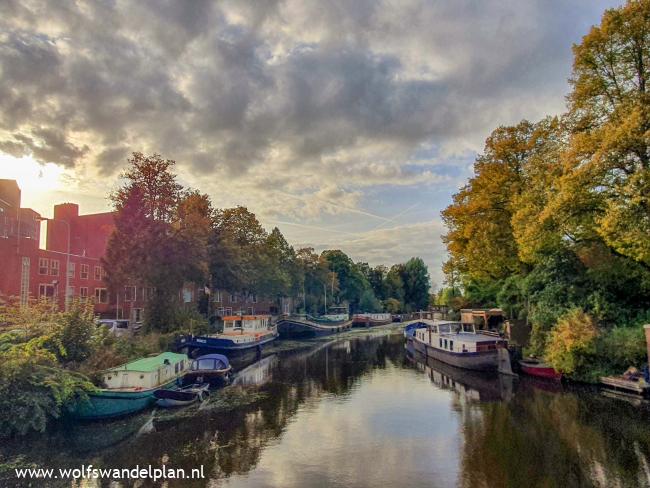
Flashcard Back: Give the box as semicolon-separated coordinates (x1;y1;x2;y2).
94;287;108;304
94;266;102;281
39;283;55;298
80;264;89;279
444;339;448;349
449;340;454;351
213;290;222;303
252;294;258;303
230;293;236;303
125;286;136;302
67;262;75;278
50;260;59;276
182;287;193;303
80;287;88;299
439;338;442;347
132;308;143;323
38;258;48;275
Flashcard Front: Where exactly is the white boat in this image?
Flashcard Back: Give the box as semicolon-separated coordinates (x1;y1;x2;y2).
412;320;507;371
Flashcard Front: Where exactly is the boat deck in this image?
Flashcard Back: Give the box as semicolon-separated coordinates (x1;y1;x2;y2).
600;376;650;395
438;332;504;343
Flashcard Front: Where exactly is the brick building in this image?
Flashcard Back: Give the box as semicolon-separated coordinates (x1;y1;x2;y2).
0;179;286;321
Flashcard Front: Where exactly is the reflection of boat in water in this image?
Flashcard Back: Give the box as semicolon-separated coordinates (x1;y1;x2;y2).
407;347;513;402
232;354;279;386
412;320;507;371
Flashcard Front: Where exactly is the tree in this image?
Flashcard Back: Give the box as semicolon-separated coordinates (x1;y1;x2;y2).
104;153;198;331
321;250;370;312
551;0;650;267
295;247;331;314
402;257;431;311
359;289;382;312
384;264;405;308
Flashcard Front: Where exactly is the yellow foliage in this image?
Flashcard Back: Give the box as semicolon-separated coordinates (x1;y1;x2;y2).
545;309;599;376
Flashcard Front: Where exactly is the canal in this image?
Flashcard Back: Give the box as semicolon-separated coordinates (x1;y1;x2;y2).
2;329;650;487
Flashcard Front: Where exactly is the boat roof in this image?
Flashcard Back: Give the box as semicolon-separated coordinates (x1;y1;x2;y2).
223;315;270;320
433;320;463;326
196;353;230;365
439;332;503;343
106;352;187;373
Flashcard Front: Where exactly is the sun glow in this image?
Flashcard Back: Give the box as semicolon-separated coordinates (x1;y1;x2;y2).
0;153;66;193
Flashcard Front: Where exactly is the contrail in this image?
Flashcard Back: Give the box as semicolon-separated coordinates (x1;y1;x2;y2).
268;220;359;236
276;190;392;222
370;203;420;231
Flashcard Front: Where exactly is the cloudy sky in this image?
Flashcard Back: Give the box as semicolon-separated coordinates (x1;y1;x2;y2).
0;0;623;286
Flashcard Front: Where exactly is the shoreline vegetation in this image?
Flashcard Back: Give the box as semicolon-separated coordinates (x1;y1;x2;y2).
0;156;431;438
437;0;650;383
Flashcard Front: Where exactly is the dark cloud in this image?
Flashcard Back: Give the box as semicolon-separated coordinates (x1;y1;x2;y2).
0;0;621;194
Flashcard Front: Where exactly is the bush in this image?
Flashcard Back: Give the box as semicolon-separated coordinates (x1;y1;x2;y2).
597;326;647;373
545;309;599;380
0;342;94;437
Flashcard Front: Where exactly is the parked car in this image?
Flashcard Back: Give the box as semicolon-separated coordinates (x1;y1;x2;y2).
97;319;131;337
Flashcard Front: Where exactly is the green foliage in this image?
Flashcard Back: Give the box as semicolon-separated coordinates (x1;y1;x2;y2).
597;326;648;374
402;257;431;311
359;290;382;313
545;309;599;380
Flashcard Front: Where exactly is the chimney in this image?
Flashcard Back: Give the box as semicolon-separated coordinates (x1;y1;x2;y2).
53;203;79;222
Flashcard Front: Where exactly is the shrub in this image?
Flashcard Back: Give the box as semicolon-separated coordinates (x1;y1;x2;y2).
597;326;647;373
545;309;599;379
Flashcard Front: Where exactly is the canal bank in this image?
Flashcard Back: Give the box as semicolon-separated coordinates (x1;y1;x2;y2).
2;330;650;487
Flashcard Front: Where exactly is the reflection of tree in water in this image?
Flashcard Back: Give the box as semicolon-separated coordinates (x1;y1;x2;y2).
459;385;650;488
0;334;403;487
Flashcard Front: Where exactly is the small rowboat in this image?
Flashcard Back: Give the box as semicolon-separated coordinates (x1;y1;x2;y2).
154;383;210;408
519;358;562;381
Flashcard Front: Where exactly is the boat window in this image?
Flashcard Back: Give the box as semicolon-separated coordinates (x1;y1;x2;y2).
439;338;442;347
197;358;216;370
444;339;448;349
439;324;451;334
175;363;179;373
449;340;454;351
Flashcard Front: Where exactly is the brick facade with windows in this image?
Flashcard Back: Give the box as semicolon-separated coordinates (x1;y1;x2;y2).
0;179;286;321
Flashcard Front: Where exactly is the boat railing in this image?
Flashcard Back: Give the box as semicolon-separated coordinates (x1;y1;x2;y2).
478;330;501;337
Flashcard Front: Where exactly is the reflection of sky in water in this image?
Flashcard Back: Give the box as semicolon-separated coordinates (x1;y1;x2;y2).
221;362;462;488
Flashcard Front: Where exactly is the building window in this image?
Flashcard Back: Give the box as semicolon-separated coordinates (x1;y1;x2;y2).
38;258;49;275
132;308;143;323
39;283;55;298
252;294;258;303
182;287;193;303
94;266;102;281
125;286;136;302
67;262;75;278
94;287;108;304
213;290;222;303
230;293;237;303
50;260;59;276
80;287;88;299
80;264;89;279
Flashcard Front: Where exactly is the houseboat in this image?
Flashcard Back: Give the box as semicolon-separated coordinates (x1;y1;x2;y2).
178;315;278;356
277;314;353;338
71;352;189;420
352;313;392;327
412;320;507;371
182;353;232;385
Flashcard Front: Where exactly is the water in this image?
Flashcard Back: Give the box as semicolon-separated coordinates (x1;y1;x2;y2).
2;330;650;487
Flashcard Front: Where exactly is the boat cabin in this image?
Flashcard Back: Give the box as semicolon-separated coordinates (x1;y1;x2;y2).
414;320;506;354
101;352;188;391
322;306;349;321
223;315;272;334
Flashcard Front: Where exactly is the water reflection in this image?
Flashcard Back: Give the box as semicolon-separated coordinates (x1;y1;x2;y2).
0;333;649;487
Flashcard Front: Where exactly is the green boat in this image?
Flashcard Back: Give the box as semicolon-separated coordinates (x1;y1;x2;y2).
71;352;189;420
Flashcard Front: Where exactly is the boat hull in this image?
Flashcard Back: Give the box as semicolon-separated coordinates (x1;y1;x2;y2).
182;367;231;386
71;379;177;420
277;318;352;338
413;339;500;371
178;332;278;356
520;361;562;381
352;317;392;327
